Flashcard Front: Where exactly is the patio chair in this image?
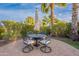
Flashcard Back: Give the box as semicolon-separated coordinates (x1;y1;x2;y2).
39;35;52;53
22;37;35;53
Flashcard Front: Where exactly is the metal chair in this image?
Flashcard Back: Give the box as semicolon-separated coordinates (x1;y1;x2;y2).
22;37;35;53
39;35;52;53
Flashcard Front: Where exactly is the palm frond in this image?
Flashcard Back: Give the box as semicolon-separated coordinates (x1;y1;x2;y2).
45;6;50;13
41;3;50;13
41;3;47;12
56;3;67;8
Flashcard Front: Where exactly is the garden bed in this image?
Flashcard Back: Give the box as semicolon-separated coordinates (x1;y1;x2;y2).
55;37;79;49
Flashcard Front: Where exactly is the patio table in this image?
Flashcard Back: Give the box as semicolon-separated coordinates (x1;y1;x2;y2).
27;34;47;47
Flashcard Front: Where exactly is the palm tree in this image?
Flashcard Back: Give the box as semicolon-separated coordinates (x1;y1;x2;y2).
41;3;67;25
72;3;78;35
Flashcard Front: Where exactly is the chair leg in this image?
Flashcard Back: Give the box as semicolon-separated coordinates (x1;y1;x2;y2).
22;45;33;53
40;45;52;53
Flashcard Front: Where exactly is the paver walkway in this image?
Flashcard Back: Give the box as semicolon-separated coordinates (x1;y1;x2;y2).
0;38;79;56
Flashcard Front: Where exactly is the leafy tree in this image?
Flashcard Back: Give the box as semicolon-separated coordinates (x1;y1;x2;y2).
21;17;35;38
24;17;35;25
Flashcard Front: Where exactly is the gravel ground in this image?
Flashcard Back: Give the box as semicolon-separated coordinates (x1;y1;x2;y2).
0;38;79;56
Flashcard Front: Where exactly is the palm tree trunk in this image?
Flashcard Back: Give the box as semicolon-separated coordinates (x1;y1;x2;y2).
50;3;55;25
49;3;55;36
72;3;78;35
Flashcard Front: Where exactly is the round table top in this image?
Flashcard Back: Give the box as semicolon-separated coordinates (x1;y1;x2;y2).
28;34;47;38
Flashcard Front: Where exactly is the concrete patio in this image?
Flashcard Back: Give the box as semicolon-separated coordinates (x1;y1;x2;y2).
0;38;79;56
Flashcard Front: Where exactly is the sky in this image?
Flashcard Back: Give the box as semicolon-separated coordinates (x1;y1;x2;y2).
0;3;72;22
